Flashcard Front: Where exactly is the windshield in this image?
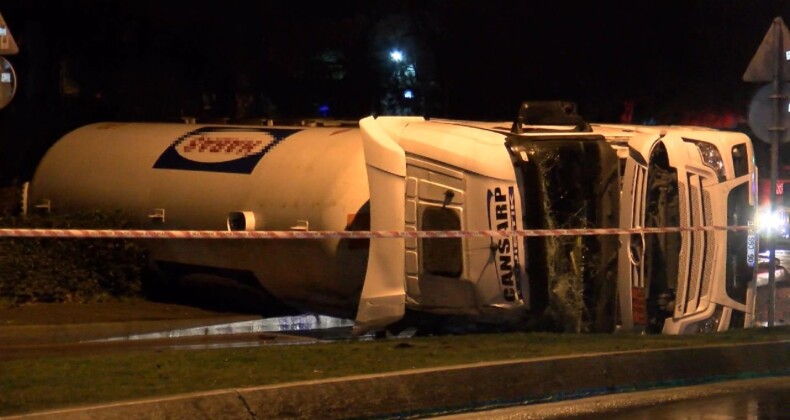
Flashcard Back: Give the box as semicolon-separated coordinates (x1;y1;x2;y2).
507;135;619;332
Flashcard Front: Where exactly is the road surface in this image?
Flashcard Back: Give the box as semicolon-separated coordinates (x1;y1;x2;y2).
436;376;790;419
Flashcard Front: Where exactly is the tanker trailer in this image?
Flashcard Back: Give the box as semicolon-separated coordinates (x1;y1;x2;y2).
27;103;621;334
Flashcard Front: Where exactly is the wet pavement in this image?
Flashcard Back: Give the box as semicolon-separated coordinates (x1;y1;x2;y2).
96;313;355;341
0;330;319;360
573;383;790;419
436;376;790;419
756;248;790;327
0;302;363;360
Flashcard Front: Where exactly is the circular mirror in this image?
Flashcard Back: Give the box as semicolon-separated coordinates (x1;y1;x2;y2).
0;56;17;109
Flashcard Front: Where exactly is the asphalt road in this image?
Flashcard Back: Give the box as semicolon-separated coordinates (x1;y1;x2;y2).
756;248;790;326
436;376;790;419
774;248;790;272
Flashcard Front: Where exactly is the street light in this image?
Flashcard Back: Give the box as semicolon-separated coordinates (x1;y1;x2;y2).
389;49;403;63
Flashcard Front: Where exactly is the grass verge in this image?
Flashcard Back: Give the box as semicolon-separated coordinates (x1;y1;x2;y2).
1;326;789;416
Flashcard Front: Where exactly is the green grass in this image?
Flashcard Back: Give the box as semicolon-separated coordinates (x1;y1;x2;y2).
1;326;789;416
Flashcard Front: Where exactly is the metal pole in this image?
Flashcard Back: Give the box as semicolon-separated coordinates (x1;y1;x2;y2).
768;18;784;327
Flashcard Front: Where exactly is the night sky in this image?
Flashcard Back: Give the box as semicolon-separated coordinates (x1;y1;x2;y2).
1;0;789;183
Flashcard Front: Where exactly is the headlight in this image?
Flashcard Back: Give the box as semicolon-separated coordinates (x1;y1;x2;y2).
695;142;726;181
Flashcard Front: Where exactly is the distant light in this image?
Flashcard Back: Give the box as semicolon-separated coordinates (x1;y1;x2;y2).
0;72;9;83
405;64;416;77
758;208;789;235
318;104;330;117
786;50;790;61
390;50;403;62
403;90;413;99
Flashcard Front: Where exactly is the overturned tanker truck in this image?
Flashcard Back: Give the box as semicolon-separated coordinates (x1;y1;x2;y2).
26;102;758;335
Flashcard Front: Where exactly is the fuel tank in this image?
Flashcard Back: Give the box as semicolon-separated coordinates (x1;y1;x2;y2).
29;122;371;317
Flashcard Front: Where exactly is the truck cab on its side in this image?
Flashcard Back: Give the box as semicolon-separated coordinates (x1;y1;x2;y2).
592;124;758;334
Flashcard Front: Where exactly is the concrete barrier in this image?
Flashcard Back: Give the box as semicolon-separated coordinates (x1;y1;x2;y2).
9;340;790;419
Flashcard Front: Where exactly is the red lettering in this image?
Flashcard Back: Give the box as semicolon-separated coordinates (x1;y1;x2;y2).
239;141;261;155
181;136;264;155
208;140;221;152
198;137;209;152
182;139;199;152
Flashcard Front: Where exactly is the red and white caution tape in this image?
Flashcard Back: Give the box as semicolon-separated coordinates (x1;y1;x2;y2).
0;225;755;239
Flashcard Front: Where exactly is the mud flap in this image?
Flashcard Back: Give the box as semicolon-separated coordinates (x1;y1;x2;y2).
353;116;422;335
631;286;647;327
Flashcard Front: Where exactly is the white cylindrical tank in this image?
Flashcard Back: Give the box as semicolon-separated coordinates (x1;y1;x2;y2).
29;122;372;317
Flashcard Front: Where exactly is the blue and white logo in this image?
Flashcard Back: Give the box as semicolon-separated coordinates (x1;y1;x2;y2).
154;127;301;174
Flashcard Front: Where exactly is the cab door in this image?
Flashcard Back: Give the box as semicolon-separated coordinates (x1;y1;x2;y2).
405;157;474;311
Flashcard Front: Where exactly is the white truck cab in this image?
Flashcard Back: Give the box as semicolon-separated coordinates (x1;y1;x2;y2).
592;124;758;333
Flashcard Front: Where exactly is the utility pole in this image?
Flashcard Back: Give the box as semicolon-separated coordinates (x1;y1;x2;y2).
744;17;790;327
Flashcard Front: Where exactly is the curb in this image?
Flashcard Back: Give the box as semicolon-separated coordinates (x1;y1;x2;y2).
8;340;790;419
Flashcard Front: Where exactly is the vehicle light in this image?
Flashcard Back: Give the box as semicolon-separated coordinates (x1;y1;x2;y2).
757;207;789;237
695;142;726;181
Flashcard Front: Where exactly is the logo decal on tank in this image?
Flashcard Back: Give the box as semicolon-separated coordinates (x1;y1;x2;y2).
153;127;302;174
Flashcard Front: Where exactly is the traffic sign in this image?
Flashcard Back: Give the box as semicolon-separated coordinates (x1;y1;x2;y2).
748;83;790;144
744;17;790;82
0;11;18;55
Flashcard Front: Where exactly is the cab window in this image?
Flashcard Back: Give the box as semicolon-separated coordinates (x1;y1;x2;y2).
421;207;462;277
